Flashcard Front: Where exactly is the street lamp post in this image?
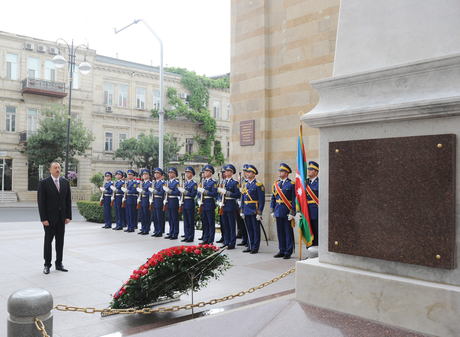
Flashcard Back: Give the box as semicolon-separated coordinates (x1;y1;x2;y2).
114;19;164;169
52;39;92;179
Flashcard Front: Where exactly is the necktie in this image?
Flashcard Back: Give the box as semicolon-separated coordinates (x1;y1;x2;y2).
279;180;283;188
55;179;60;192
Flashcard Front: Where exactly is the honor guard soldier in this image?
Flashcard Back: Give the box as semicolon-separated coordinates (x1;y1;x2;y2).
217;164;241;249
197;165;218;244
307;161;319;253
178;166;198;242
101;172;114;229
237;164;250;247
137;169;152;235
240;165;265;254
122;169;139;232
112;170;125;230
163;167;181;240
216;165;227;244
150;168;165;237
121;172;128;227
270;163;296;259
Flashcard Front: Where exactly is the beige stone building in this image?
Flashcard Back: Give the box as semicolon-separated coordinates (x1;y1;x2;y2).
230;0;340;236
0;31;230;201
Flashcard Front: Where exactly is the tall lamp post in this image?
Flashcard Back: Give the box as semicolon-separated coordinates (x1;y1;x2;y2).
114;19;164;169
52;39;92;178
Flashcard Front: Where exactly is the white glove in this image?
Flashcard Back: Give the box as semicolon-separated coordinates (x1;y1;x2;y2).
163;199;168;205
99;187;105;192
287;214;295;221
217;201;222;208
237;200;241;208
178;200;183;207
136;187;142;193
270;212;275;220
121;187;128;193
240;213;244;219
218;187;227;194
197;187;205;193
295;212;301;222
110;185;116;191
178;187;185;193
148;187;154;192
198;199;202;206
256;214;261;221
163;186;171;193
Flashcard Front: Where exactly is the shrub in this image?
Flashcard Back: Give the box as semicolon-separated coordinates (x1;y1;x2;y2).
77;201;116;223
90;191;102;201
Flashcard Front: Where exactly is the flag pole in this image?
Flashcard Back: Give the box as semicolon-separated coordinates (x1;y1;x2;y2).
298;111;303;261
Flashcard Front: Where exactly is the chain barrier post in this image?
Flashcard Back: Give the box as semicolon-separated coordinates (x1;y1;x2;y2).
7;288;54;336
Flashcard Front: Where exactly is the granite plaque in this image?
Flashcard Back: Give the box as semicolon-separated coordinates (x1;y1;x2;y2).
328;134;456;269
240;120;255;146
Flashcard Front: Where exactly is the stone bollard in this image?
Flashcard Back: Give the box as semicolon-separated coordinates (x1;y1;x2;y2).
7;288;53;337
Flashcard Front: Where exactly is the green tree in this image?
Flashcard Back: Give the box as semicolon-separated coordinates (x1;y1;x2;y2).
211;140;225;167
113;131;181;171
25;104;95;167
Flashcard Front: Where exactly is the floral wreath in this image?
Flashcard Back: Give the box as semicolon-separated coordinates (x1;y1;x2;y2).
111;244;231;309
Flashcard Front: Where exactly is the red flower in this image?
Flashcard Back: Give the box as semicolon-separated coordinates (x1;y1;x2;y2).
174;249;182;255
194;249;202;255
165;250;173;257
143;263;149;269
198;244;203;248
149;259;158;267
157;255;164;263
203;244;210;249
133;274;140;280
141;269;148;276
185;247;193;254
179;245;186;250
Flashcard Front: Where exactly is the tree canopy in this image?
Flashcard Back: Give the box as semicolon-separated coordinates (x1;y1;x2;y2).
113;132;181;172
25;103;95;167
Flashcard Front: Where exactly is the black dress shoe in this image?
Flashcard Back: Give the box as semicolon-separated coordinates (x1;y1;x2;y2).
274;252;284;258
181;238;188;242
283;255;291;260
227;246;235;250
43;266;50;274
216;238;224;243
207;242;213;245
198;237;203;240
141;232;149;235
156;233;163;237
56;265;68;272
181;235;185;237
124;229;129;232
164;235;172;239
242;248;252;253
250;250;258;254
102;225;107;228
186;238;194;242
170;236;178;240
114;227;123;231
236;242;246;246
127;229;134;232
138;231;144;235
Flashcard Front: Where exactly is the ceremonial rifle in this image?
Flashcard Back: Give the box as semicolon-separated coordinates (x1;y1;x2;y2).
121;181;128;208
99;183;105;207
198;175;204;214
149;179;154;211
179;173;185;213
110;181;116;207
163;180;169;211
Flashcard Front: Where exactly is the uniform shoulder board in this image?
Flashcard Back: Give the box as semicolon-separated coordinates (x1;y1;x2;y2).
256;181;264;187
133;183;137;188
214;183;217;189
194;185;197;190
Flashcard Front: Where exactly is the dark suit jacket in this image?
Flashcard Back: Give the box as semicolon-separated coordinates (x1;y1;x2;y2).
38;176;72;226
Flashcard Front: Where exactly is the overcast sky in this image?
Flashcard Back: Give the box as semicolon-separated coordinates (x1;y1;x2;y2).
1;0;230;76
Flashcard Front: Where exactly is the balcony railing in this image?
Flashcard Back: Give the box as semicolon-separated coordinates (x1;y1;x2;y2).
171;154;208;163
19;130;37;144
21;78;68;98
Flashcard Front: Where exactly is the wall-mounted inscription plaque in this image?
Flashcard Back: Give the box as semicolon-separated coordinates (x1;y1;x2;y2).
240;120;255;146
329;134;455;269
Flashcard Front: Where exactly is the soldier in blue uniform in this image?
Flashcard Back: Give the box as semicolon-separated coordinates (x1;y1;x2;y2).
121;172;127;227
270;163;296;259
217;164;241;249
149;168;165;237
163;167;181;240
307;161;319;247
178;166;197;242
101;172;114;228
112;170;125;230
237;164;250;247
123;169;139;232
240;165;265;254
137;169;152;235
197;165;218;244
216;165;227;244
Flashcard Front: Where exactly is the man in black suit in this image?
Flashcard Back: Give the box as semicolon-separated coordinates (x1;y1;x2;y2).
37;162;72;274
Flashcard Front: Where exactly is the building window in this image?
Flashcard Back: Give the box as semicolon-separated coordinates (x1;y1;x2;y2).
227;140;230;159
153;89;160;109
45;60;56;81
213;100;221;119
119;133;127;148
104;82;114;105
28;57;39;79
6;107;16;132
136;87;146;109
6;53;18;80
72;65;79;89
186;138;194;154
105;132;113;151
27;109;38;136
67;162;78;187
226;102;230;121
118;84;128;107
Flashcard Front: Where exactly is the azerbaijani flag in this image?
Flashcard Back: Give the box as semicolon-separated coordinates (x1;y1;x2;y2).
295;124;313;247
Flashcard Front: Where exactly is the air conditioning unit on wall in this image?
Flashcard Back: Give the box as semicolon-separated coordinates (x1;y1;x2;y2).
37;45;46;53
25;43;34;50
106;106;113;112
180;93;187;99
49;47;58;55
